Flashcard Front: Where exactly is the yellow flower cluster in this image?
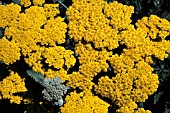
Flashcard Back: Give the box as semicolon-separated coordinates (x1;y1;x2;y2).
44;68;68;81
0;3;67;73
79;61;104;79
0;3;21;28
24;6;47;28
130;61;159;102
136;15;170;39
135;108;152;113
66;72;94;90
1;0;170;112
118;30;170;62
109;54;135;74
43;17;67;46
94;75;133;106
19;0;45;7
65;42;112;91
67;0;126;50
0;37;21;65
116;101;138;113
64;1;170;112
0;71;27;104
44;4;60;18
3;5;64;45
104;1;134;30
118;25;145;48
32;0;45;6
115;16;170;63
42;46;76;69
24;46;45;74
19;0;31;7
94;61;159;108
60;91;110;113
151;40;170;60
116;103;152;113
75;42;112;64
1;3;64;44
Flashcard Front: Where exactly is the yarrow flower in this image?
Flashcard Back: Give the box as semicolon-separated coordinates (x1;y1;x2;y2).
0;71;27;104
0;37;21;65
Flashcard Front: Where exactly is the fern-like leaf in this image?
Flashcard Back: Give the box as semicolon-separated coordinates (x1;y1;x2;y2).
26;70;45;86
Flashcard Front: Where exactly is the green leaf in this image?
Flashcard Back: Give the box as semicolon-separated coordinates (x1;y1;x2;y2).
53;0;65;3
154;91;163;104
164;13;170;21
0;28;4;39
168;53;170;60
105;0;114;3
12;0;20;4
26;70;45;86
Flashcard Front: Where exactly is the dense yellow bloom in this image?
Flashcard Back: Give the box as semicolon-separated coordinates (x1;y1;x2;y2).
94;76;115;98
104;1;134;30
0;71;27;104
127;61;158;103
135;15;170;40
109;54;135;74
60;91;110;113
75;42;112;64
151;40;170;60
25;6;47;28
0;37;21;65
7;14;35;30
79;61;105;79
19;0;31;7
94;75;133;107
33;0;45;6
43;17;67;46
3;5;47;30
118;23;170;61
44;68;68;81
67;72;94;90
42;46;76;69
130;74;159;102
20;0;45;7
1;1;170;112
116;101;138;113
79;60;109;80
66;0;124;49
2;4;66;46
116;102;151;113
135;108;152;113
24;46;45;74
10;96;23;104
0;3;67;76
44;4;60;18
120;35;170;61
0;3;21;28
95;61;159;107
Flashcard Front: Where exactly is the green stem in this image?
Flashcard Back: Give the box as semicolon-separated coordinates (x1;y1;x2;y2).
58;1;68;10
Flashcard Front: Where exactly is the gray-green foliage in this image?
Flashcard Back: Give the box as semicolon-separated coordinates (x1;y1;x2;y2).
154;91;163;104
105;0;114;3
53;0;65;3
0;28;4;39
164;106;170;113
27;70;45;86
42;77;70;106
26;70;70;106
168;53;170;60
12;0;20;4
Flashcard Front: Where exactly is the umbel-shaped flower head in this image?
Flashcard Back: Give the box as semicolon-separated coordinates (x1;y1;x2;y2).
42;77;70;106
